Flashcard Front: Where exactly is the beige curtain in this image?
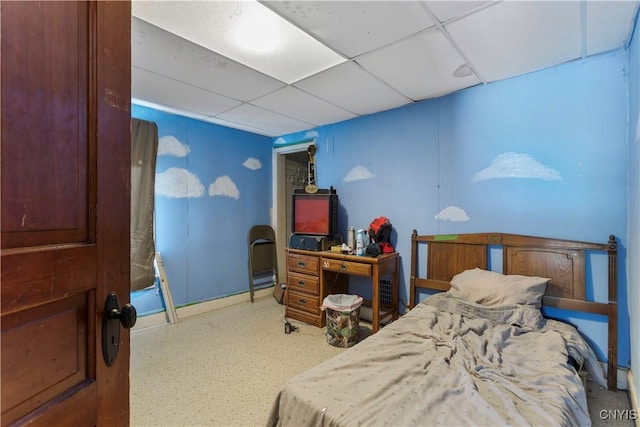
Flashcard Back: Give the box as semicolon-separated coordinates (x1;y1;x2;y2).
131;118;158;291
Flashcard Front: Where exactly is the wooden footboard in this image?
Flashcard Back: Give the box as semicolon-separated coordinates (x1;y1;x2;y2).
409;231;618;390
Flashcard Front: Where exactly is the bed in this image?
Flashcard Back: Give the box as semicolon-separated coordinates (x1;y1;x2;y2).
267;232;618;427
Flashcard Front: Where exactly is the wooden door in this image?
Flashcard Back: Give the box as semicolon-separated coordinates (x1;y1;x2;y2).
1;2;132;426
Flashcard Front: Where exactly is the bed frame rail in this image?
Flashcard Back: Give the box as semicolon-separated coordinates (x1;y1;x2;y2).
409;231;618;390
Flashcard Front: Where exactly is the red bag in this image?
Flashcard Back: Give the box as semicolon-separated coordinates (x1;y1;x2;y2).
367;217;394;254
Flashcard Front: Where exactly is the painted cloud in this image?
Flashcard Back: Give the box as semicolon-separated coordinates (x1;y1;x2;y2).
243;157;262;170
274;134;317;147
158;135;190;157
209;175;240;199
156;167;204;198
344;165;376;182
305;131;319;139
472;152;562;182
435;206;470;222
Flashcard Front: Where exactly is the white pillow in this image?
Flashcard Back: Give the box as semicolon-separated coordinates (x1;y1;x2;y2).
448;268;549;308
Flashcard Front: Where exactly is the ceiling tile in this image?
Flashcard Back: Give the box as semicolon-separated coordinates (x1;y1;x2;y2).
586;1;640;55
217;103;316;136
202;116;281;137
133;1;345;84
424;1;495;23
251;86;357;125
132;67;242;116
133;98;211;122
132;17;285;102
130;0;639;137
294;62;412;115
263;1;436;58
356;29;481;100
446;1;582;82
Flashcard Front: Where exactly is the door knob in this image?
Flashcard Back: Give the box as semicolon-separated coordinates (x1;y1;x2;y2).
109;303;137;329
102;292;137;366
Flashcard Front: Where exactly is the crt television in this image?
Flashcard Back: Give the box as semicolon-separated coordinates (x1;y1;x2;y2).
291;188;338;236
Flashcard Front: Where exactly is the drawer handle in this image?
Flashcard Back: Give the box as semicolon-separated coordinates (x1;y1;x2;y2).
297;280;306;287
340;264;347;270
296;261;307;268
298;298;307;305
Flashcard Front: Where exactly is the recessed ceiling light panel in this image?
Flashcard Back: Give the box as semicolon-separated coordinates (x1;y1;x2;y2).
132;0;346;84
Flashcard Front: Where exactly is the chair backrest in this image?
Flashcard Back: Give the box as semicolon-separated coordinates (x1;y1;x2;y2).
248;225;278;277
248;225;276;245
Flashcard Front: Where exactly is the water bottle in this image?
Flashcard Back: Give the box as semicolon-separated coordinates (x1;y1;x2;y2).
356;229;365;256
348;226;355;250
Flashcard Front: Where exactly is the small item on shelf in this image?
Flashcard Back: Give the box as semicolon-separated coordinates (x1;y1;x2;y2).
356;229;365;256
348;226;355;250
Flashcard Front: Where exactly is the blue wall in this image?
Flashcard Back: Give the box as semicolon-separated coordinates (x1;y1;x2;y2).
277;49;630;367
131;106;272;313
131;45;633;369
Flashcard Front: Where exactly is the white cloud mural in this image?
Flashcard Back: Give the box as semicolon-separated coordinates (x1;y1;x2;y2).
436;206;470;222
472;152;562;182
209;175;240;199
344;165;376;182
158;135;190;157
305;131;319;139
243;157;262;170
156;167;204;198
274;134;317;146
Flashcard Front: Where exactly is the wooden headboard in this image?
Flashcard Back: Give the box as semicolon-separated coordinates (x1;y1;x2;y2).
409;231;618;390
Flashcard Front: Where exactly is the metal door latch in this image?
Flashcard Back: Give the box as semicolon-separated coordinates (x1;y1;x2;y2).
102;292;137;366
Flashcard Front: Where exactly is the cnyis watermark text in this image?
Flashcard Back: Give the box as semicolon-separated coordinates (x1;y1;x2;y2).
599;409;638;421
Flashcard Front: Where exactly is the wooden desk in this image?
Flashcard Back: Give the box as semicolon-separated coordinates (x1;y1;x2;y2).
285;248;399;333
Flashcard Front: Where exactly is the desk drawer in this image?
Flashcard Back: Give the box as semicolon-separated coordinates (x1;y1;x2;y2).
288;253;319;275
287;272;319;295
322;258;372;276
287;289;319;314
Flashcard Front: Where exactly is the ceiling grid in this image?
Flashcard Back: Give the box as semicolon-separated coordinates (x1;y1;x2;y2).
132;0;640;137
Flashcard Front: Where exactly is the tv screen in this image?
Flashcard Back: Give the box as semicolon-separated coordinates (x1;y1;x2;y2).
292;192;338;236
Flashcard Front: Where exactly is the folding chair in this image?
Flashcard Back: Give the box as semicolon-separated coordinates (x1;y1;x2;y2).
247;225;282;303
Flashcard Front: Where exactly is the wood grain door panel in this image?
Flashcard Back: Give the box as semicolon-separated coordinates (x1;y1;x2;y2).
1;1;131;425
1;294;92;423
1;246;96;314
1;0;90;250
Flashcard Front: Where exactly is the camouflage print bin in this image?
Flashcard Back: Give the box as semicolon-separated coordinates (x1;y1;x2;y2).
326;307;360;348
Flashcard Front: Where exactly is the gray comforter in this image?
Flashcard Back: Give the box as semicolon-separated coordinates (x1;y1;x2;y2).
267;293;605;427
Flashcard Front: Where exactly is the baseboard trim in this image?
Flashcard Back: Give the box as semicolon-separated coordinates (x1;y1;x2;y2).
597;362;629;390
619;367;630;390
132;287;274;332
178;287;273;319
628;370;639;426
132;311;168;330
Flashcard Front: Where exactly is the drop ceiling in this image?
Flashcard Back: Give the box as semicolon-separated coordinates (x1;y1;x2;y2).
132;1;640;137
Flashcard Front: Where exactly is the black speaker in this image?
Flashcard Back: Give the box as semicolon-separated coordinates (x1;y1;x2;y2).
289;234;333;251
